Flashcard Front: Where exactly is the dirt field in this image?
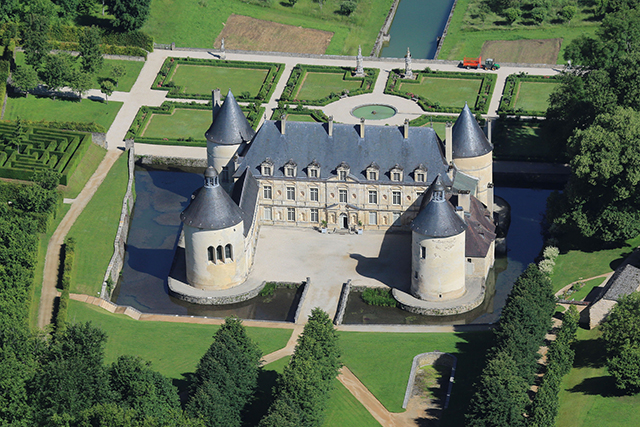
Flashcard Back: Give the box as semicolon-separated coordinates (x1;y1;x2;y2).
214;15;333;55
480;38;562;64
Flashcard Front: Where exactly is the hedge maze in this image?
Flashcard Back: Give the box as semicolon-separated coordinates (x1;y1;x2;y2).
0;123;91;185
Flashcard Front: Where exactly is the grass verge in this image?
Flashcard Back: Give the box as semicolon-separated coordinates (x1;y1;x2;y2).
61;143;107;199
297;72;364;100
514;81;559;112
171;64;267;98
143;108;213;140
399;76;481;108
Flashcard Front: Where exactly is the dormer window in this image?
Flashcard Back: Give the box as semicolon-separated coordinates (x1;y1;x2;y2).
284;159;297;177
390;164;403;182
414;164;427;182
337;162;350;181
366;162;379;181
307;160;320;178
261;158;274;176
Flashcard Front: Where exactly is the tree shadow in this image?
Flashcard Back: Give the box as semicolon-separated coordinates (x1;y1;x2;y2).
567;375;623;397
241;368;279;426
571;338;607;369
173;372;195;405
610;251;632;271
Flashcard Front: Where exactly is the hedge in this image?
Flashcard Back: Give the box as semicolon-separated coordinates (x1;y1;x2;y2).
0;59;8;108
47;24;153;51
279;64;379;106
55;236;75;333
152;57;284;102
50;41;147;59
271;104;330;122
1;119;106;133
385;68;496;114
498;73;560;117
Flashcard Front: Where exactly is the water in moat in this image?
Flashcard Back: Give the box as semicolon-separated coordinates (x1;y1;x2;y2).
112;166;303;321
114;167;551;324
380;0;456;59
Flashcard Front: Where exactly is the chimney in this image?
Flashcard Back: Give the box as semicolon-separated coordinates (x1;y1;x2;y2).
459;190;470;213
445;122;453;164
487;183;494;214
328;116;334;137
403;119;409;139
360;118;365;139
212;89;221;120
456;206;464;220
280;114;287;135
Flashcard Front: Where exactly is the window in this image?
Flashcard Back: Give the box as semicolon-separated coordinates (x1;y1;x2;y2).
415;172;425;182
390;165;403;182
225;244;233;261
392;172;401;181
339;170;347;180
311;208;319;223
337;162;350;180
366;162;379;181
339;189;347;203
287;208;296;221
208;246;215;263
369;212;377;225
216;246;224;262
414;271;418;279
392;191;401;205
262;166;272;176
307;160;321;178
421;246;426;259
310;188;319;201
368;190;378;204
368;171;377;180
285;167;295;177
263;207;272;220
392;212;401;225
286;187;295;200
263;185;272;199
221;167;229;183
309;168;318;178
414;165;427;182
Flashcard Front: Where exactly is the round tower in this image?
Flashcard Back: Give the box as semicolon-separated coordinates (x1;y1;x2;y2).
451;103;493;206
180;167;246;291
410;175;467;301
205;90;256;183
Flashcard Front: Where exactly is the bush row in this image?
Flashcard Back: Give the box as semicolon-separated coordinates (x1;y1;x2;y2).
55;236;76;333
280;64;379;106
152;57;284;102
361;287;397;307
272;104;330;122
0;119;107;133
48;24;154;51
49;41;148;59
498;73;559;117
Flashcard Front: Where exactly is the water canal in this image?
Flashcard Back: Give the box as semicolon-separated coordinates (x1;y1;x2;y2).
114;167;551;324
380;0;456;59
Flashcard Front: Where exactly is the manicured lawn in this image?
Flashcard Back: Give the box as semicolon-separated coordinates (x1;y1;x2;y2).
287;113;321;122
338;330;492;425
492;121;562;162
143;108;212;140
66;153;128;295
29;202;72;329
562;277;606;301
296;72;363;101
68;300;293;380
514;81;559;113
61;143;107;199
399;77;482;108
170;64;268;97
14;52;144;92
4;96;122;130
557;328;640;427
143;0;393;55
550;234;640;293
438;0;599;63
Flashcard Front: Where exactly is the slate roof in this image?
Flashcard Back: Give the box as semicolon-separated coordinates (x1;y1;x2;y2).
231;168;259;237
235;120;452;185
464;196;496;258
452;104;493;159
180;167;244;230
205;90;256;146
411;175;466;237
602;264;640;301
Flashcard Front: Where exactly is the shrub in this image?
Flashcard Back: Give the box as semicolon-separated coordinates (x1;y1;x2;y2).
259;282;278;297
538;258;555;275
340;0;357;15
543;246;559;261
361;287;397;307
503;7;521;24
531;7;547;24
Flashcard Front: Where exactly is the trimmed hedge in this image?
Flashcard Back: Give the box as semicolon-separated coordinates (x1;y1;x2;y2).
498;73;560;117
385;68;496;114
50;41;147;59
55;236;75;333
48;24;153;51
279;64;379;106
126;101;264;147
152;57;284;102
1;119;106;133
0;59;8;108
271;104;330;122
409;114;487;127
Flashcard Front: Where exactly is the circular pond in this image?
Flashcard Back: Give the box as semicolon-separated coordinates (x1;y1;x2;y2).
351;104;397;120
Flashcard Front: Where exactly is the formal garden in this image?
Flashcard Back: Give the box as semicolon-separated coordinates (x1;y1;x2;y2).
498;73;560;116
270;105;330;123
280;64;379;106
385;68;496;113
152;57;284;102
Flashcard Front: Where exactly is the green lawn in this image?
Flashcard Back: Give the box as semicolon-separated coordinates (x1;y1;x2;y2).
143;108;212;140
285;113;321;122
339;330;492;425
562;277;605;301
14;52;144;92
67;153;128;295
514;81;559;113
399;77;482;108
557;328;640;427
492;121;562;162
61;143;107;199
550;234;640;293
296;72;364;101
68;300;293;380
438;0;600;63
170;64;268;97
4;96;122;130
143;0;393;55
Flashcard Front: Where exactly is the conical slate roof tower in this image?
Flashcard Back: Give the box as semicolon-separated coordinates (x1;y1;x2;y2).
205;90;256;146
451;103;492;158
411;175;466;237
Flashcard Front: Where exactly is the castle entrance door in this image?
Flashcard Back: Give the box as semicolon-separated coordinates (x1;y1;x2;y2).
340;213;348;229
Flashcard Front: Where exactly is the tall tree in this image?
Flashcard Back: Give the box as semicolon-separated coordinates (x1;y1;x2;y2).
111;64;126;88
40;53;72;94
22;13;51;69
107;0;152;32
11;65;39;96
79;25;103;74
69;70;93;98
100;80;115;104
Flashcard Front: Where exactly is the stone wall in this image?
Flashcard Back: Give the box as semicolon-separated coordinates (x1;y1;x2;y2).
402;352;457;409
371;0;401;57
434;0;460;59
333;280;352;325
100;141;135;299
91;132;107;148
293;277;312;324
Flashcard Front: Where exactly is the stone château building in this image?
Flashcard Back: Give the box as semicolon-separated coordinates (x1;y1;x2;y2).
171;90;496;312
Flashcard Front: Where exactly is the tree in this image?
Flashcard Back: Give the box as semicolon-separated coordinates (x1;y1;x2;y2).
559;5;577;23
33;169;61;191
339;0;356;15
69;70;93;98
288;0;298;5
79;25;103;74
100;80;115;104
11;65;39;96
53;0;80;20
40;53;73;94
530;7;546;24
22;13;51;69
111;64;126;88
503;7;520;24
107;0;152;32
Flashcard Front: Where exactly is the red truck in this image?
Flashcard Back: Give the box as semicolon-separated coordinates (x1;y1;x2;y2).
462;56;482;69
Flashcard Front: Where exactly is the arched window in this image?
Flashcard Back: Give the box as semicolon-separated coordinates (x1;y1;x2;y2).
216;246;224;262
207;246;215;263
225;244;233;261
